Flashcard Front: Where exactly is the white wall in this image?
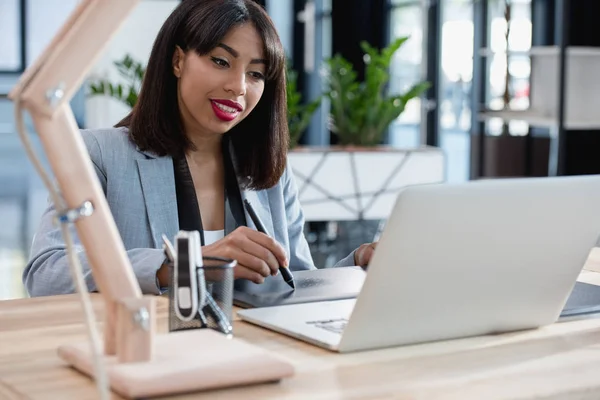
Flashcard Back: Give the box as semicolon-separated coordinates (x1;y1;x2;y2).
85;1;179;129
27;0;82;66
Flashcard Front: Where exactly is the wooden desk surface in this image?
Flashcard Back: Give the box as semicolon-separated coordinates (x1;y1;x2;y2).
3;257;600;399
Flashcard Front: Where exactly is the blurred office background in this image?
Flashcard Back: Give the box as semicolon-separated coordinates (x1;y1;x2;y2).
2;0;600;299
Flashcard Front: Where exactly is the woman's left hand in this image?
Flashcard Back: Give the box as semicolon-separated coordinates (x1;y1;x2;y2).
354;242;377;269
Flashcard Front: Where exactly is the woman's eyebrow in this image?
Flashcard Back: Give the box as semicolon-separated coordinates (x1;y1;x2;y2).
217;43;267;64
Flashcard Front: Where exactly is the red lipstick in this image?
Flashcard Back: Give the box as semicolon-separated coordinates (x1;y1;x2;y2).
210;99;243;122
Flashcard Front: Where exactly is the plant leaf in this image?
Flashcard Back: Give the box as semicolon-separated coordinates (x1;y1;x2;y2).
324;35;427;146
87;53;146;110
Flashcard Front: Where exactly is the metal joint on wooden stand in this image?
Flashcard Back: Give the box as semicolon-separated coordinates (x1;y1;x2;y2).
45;82;66;107
116;296;155;363
133;306;150;332
54;200;94;225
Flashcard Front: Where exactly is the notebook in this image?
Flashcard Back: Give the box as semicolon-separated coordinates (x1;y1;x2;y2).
233;267;366;308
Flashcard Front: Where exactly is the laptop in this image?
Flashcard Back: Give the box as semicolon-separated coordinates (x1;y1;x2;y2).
238;175;600;353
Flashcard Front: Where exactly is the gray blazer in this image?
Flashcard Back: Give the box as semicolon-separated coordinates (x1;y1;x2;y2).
24;128;356;296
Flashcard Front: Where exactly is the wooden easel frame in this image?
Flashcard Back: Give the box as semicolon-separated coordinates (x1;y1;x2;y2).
8;1;294;397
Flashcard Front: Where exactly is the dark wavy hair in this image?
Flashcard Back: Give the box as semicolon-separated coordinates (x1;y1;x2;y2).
116;0;288;190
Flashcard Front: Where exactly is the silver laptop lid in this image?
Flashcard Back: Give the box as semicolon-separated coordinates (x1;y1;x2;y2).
339;175;600;352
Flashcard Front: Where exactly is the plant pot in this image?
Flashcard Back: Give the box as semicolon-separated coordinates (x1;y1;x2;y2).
287;145;445;222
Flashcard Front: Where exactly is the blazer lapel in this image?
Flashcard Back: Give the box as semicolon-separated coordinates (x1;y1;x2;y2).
134;138;275;246
136;156;178;248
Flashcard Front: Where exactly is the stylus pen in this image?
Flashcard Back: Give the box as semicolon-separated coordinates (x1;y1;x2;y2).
243;199;296;290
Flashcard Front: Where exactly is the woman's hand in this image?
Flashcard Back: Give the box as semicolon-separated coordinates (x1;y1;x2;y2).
354;242;377;269
202;226;289;284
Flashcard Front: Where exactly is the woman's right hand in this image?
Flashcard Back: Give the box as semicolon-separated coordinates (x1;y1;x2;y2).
202;226;289;284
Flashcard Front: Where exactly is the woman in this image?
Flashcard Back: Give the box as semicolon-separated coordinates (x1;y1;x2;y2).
24;0;376;297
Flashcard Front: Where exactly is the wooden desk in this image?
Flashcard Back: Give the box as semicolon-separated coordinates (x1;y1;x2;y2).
3;265;600;399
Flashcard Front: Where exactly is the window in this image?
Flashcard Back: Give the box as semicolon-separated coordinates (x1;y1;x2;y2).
266;0;294;56
388;0;424;148
298;0;332;145
0;0;23;72
0;0;85;124
390;0;420;5
438;0;474;183
485;0;532;136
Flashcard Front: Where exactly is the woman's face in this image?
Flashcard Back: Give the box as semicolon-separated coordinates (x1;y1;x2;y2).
173;23;266;139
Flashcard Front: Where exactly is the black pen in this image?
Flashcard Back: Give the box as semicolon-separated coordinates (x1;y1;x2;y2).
243;199;296;290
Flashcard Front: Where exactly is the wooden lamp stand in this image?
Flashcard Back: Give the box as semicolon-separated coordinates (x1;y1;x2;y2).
9;1;293;398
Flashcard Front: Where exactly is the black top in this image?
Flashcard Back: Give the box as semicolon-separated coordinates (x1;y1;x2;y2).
172;137;246;245
173;155;203;236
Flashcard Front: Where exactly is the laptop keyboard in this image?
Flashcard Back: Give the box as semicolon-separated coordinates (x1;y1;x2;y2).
306;318;348;334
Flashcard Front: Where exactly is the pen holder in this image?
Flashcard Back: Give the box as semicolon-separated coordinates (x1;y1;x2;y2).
168;256;237;335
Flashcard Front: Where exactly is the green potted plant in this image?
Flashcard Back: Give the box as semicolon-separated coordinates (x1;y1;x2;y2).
324;36;430;147
88;54;144;108
286;37;444;225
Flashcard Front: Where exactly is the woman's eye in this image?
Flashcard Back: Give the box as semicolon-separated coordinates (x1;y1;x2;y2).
211;57;229;67
249;71;265;81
